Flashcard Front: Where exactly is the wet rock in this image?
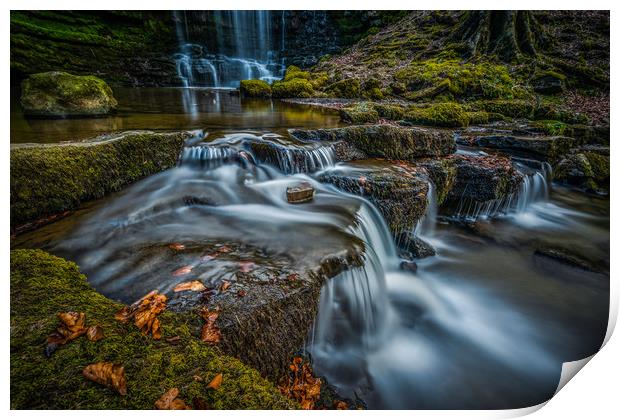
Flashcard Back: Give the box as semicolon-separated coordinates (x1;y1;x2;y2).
532;71;565;94
395;231;436;259
287;182;315;203
249;141;334;174
318;163;429;233
468;134;574;161
290;124;456;160
20;71;118;117
400;260;418;273
553;148;609;191
534;246;608;274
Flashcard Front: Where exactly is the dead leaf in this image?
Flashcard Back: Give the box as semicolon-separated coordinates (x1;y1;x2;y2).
237;289;247;298
200;308;222;344
206;373;223;390
334;400;348;410
238;261;257;273
83;362;127;396
217;245;231;253
169;243;185;251
174;280;206;292
278;356;321;410
154;387;190;410
115;290;167;339
219;281;231;292
172;265;193;277
286;273;299;282
86;325;105;342
45;312;87;356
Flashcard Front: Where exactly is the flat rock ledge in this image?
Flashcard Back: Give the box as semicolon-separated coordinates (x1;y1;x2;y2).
10;131;189;231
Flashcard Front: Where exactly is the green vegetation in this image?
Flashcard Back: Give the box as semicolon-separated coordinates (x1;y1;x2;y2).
325;78;361;98
10;132;186;228
20;71;118;116
339;102;379;124
239;79;271;98
10;249;296;409
405;103;471;127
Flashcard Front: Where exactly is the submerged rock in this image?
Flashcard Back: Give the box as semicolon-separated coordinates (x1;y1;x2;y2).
290;124;456;160
287;182;315;203
20;71;118;117
395;231;436;260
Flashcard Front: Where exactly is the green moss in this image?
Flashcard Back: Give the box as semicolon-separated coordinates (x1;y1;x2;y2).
469;99;536;119
532;120;569;136
405;102;470;127
339;102;380;124
467;111;490;125
271;78;314;98
395;59;517;100
374;104;406;121
10;132;186;228
309;72;330;90
583;152;610;182
239;79;271;98
21;71;118;116
283;65;310;81
10;249;296;409
325;78;361;98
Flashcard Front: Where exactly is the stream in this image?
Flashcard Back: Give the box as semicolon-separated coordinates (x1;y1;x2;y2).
11;88;609;410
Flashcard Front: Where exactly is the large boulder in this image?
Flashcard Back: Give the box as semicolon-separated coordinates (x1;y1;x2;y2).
290;124;456;160
553;147;610;192
20;71;118;117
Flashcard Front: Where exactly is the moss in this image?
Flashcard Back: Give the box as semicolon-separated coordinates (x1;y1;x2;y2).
283;65;310;81
374;104;406;121
535;102;590;124
394;59;517;100
467;111;490;125
339;102;379;124
325;78;361;98
309;72;330;90
271;78;314;98
583;152;610;182
239;79;271;98
10;249;296;409
10;132;186;228
532;120;569;136
469;99;536;119
20;71;118;116
405;102;470;127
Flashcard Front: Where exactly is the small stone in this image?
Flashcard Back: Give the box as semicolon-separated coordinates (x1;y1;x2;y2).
286;182;315;204
400;260;418;272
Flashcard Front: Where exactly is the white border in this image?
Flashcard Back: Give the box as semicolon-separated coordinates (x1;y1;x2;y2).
2;2;617;419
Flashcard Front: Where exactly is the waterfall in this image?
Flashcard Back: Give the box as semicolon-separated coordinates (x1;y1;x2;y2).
172;11;286;88
415;180;438;239
452;160;553;222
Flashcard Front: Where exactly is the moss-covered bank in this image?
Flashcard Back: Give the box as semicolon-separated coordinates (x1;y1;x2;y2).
10;249;296;409
11;131;187;229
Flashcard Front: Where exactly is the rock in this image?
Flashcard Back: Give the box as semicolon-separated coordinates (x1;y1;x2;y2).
20;71;118;117
470;134;574;161
10;131;188;230
318;162;429;233
395;231;436;259
553;148;609;191
339;102;380;124
532;71;565;94
534;246;608;274
290;124;456;160
400;260;418;272
287;182;315;203
239;79;271;97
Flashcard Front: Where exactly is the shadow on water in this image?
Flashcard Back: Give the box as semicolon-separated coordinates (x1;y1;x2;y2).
10;87;342;144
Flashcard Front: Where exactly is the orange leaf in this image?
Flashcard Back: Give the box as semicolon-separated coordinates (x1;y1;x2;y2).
86;325;104;342
174;280;206;292
169;243;186;251
219;281;231;292
200;308;222;344
45;312;88;356
172;265;193;277
115;290;167;339
206;373;223;390
217;245;231;253
237;289;247;298
155;387;190;410
83;362;127;396
334;400;348;410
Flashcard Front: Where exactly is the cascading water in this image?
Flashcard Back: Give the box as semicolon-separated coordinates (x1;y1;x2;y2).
172;11;285;88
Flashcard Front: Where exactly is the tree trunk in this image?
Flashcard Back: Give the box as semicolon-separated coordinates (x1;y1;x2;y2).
453;11;538;61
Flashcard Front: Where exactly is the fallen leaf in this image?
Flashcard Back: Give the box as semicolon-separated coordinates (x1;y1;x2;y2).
174;280;206;292
286;273;299;282
115;290;167;339
334;400;348;410
278;356;321;410
200;308;222;344
169;243;185;251
192;397;209;410
217;245;231;253
86;325;105;342
45;312;88;356
238;261;257;273
237;289;247;298
172;265;194;277
83;362;127;396
206;373;223;390
219;281;231;292
154;387;190;410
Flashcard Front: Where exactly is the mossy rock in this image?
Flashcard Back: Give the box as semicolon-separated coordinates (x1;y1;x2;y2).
283;65;310;81
271;78;314;98
10;131;187;229
405;102;470;127
531;71;566;94
374;104;406;121
325;78;361;98
239;79;271;98
339;102;379;124
10;249;296;409
469;99;536;119
583;151;610;182
532;120;569;136
20;71;118;117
